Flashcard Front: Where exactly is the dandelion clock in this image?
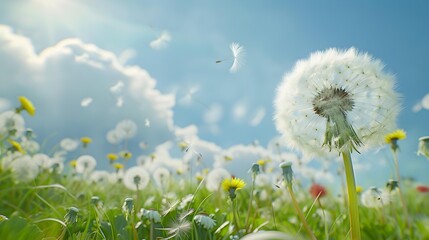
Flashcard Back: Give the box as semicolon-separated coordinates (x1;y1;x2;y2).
274;48;400;240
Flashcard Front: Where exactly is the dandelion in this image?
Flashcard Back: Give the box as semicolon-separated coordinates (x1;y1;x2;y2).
246;163;260;230
33;153;52;170
386;179;399;193
361;187;390;208
0;215;8;222
107;153;119;163
140;208;161;223
224;155;233;161
417;136;429;160
216;42;245;73
309;183;327;199
75;155;97;174
17;96;35;116
90;171;110;185
114;163;124;171
206;168;231;192
0;110;25;138
90;196;101;207
119;151;132;160
123;166;150;190
64;207;79;225
60;138;79;152
153;167;170;189
69;160;77;169
21;139;40;153
194;213;216;230
356;186;363;194
385;129;406;151
122;198;134;221
116;119;137;139
274;48;400;240
80;137;92;148
8;139;25;154
106;129;125;144
9;155;39;183
416;185;429;193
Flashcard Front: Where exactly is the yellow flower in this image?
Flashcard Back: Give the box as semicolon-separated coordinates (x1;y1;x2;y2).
385;129;406;144
150;153;156;160
107;153;119;162
80;137;92;148
8;140;25;154
224;155;233;161
178;141;189;151
356;186;363;194
18;96;36;116
114;163;124;170
196;175;204;182
222;177;245;192
120;151;132;160
70;160;77;168
257;159;270;166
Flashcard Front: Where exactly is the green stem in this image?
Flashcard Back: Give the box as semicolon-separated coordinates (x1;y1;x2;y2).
286;185;316;240
342;151;361;240
245;177;255;232
232;199;240;230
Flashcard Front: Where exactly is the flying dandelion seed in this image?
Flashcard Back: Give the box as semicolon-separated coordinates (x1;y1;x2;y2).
145;118;151;127
216;42;245;73
80;97;93;107
116;97;124;107
110;80;124;94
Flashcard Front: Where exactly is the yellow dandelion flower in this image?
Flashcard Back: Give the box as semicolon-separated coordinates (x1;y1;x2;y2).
257;159;270;166
150;153;156;160
120;151;132;160
114;163;124;170
222;177;245;192
356;186;363;194
8;140;25;154
196;175;204;182
80;137;92;148
70;160;78;168
107;153;119;162
18;96;36;116
178;141;189;151
202;168;209;175
224;155;233;161
385;129;406;144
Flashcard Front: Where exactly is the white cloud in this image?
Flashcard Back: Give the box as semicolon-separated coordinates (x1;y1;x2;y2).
232;101;247;122
80;97;93;107
422;93;429;110
249;107;266;126
118;48;137;65
413;102;422;112
149;31;171;50
203;103;223;124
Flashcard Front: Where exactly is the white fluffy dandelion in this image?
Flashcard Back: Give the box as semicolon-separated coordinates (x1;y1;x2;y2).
9;155;39;183
116;119;138;139
90;171;111;185
21;139;40;154
106;129;125;145
0;111;25;138
60;138;79;152
153;167;170;189
123;166;150;190
205;168;231;192
361;187;391;208
274;48;400;157
75;155;97;174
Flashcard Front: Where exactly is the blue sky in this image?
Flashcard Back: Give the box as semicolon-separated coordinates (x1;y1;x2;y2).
1;1;429;190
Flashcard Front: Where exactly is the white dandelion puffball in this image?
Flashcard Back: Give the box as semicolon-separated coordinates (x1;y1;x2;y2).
0;111;25;138
106;129;125;145
153;167;170;188
194;214;216;230
90;171;111;185
116;119;138;139
229;42;245;73
10;155;39;183
361;187;390;208
76;155;97;174
21;139;40;153
60;138;79;152
123;166;150;190
274;48;400;157
205;168;231;192
33;153;52;169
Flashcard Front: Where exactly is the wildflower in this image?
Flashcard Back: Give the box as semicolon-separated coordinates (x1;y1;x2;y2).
274;48;399;157
309;183;327;199
416;185;429;193
107;153;119;162
9;155;39;183
224;155;233;161
0;215;8;222
64;207;79;224
153;167;170;188
356;186;363;194
17;96;35;116
60;138;79;152
123;166;150;190
417;136;429;160
257;159;269;167
279;162;293;188
206;168;231;191
80;137;92;148
116;119;137;139
194;213;216;230
75;155;97;174
114;163;124;171
385;129;406;152
0;111;25;138
119;151;132;160
8;139;25;154
140;208;161;223
222;177;245;200
69;160;77;168
361;187;390;208
122;198;134;221
178;141;189;151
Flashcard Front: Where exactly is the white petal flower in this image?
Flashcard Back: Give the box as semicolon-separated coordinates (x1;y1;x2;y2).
123;166;150;190
9;155;39;182
90;170;111;185
361;187;391;208
274;48;400;157
0;111;25;138
194;214;216;230
106;129;125;145
153;167;170;189
229;42;245;73
205;168;230;192
116;119;138;139
60;138;79;151
75;155;97;174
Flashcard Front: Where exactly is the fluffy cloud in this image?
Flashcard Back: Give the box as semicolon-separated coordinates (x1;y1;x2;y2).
149;31;171;50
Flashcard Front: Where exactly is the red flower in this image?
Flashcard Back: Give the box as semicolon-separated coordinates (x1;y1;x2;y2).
309;183;327;199
416;185;429;193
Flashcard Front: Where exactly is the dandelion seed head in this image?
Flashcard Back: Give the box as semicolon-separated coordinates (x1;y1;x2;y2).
206;168;231;192
60;138;79;152
0;111;25;138
274;48;400;157
153;167;170;188
106;129;125;144
361;187;390;208
123;166;150;190
75;155;97;174
116;119;138;139
9;155;39;183
90;170;111;185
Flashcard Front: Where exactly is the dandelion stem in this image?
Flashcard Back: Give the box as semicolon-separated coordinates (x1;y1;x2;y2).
245;177;255;232
342;151;361;240
232;199;240;230
286;185;316;240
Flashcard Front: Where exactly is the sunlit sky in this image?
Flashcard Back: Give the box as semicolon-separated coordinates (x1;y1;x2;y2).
1;1;429;190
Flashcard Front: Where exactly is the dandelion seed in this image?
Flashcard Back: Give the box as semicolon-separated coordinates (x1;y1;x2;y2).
75;155;97;174
229;42;245;73
80;97;93;107
123;166;150;190
9;155;39;183
361;187;390;208
145;118;151;127
60;138;79;152
64;207;79;225
116;97;124;107
194;213;216;230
